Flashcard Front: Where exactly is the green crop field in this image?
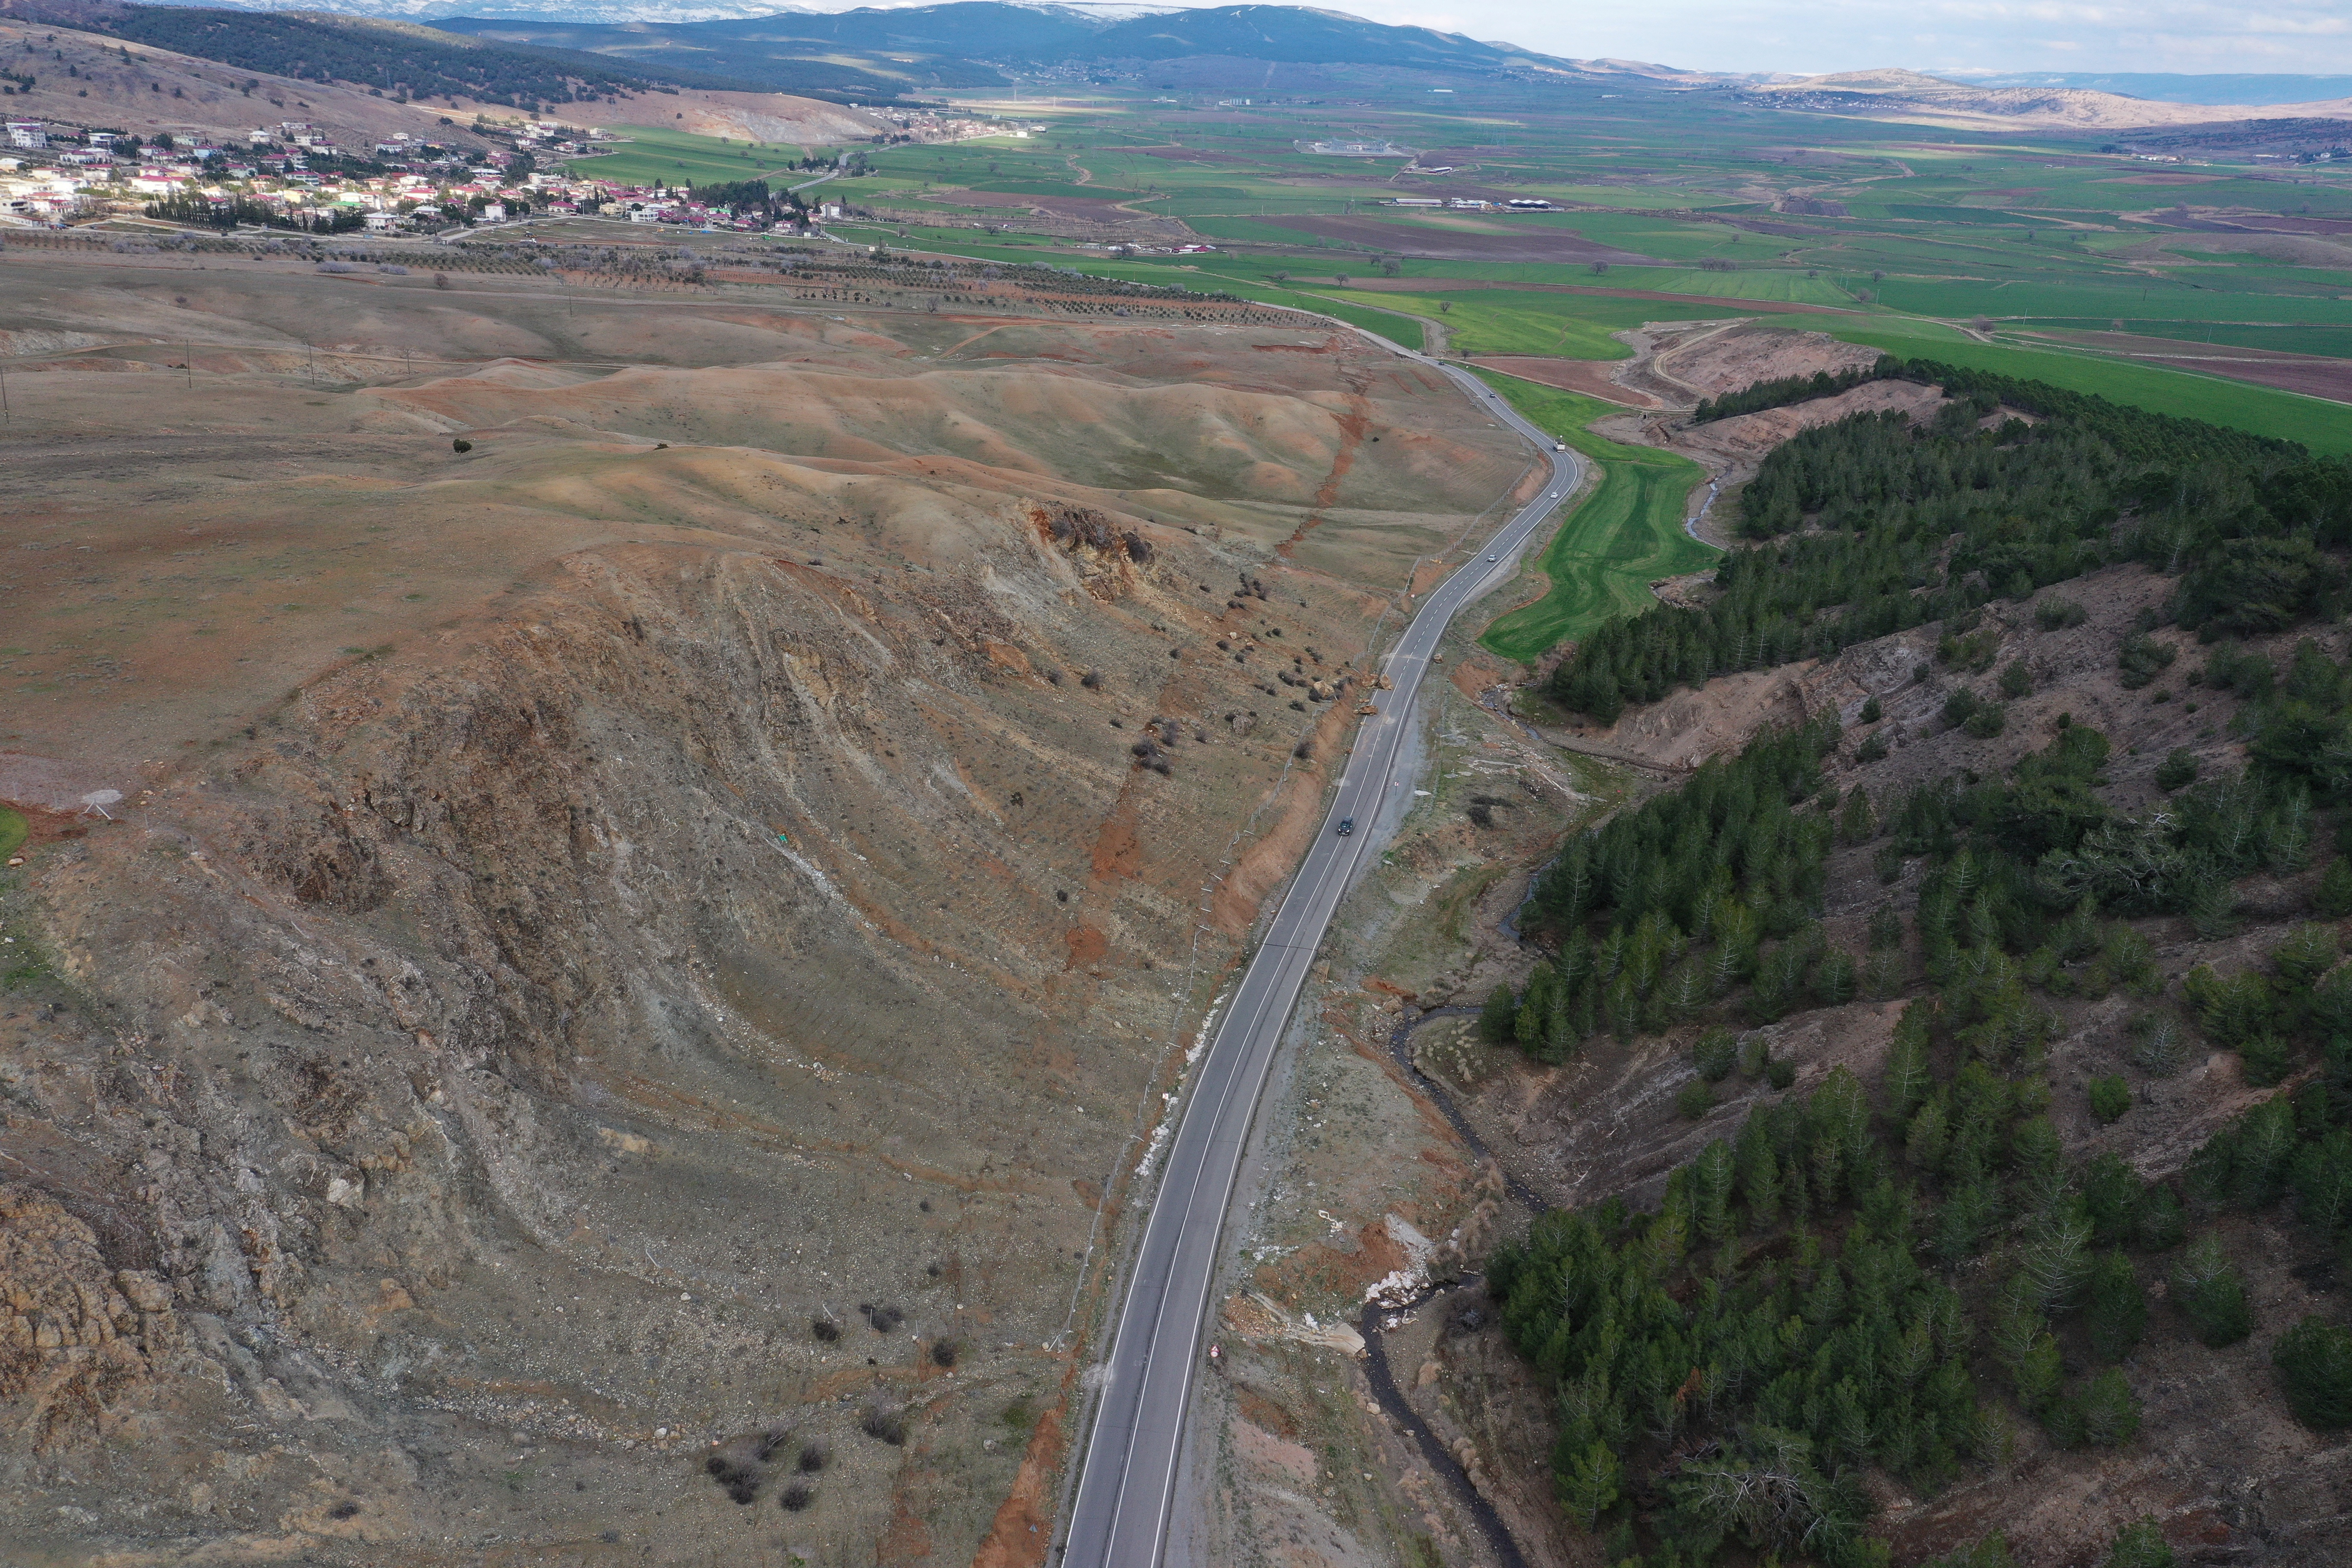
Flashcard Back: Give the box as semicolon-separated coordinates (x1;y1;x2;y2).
1824;325;2352;453
557;124;808;188
820;80;2352;471
1308;287;1749;358
1472;374;1717;662
0;808;24;864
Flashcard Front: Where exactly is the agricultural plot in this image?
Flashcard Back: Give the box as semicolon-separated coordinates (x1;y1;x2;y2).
1470;375;1715;662
824;80;2352;447
557;124;809;187
1825;324;2352;452
1307;286;1748;358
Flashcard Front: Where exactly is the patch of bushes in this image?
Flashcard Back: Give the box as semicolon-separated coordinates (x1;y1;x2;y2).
2034;596;2088;631
2117;631;2177;690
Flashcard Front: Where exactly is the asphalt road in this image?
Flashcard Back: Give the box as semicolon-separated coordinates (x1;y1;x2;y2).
1057;360;1580;1568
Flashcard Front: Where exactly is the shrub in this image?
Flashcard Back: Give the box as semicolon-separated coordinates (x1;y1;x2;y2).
1943;688;1981;729
1999;659;2032;699
2035;596;2088;630
1964;701;2007;739
1857;731;1889;765
859;1403;909;1445
778;1482;813;1511
2174;1233;2252;1347
931;1339;959;1368
2118;632;2177;690
1766;1058;1797;1090
797;1442;827;1473
1740;1035;1771;1078
2154;748;2199;791
705;1445;766;1505
451;437;472;453
1933;1537;2021;1568
1859;695;1882;723
2088;1075;2131;1124
1675;1078;1715;1120
810;1317;840;1342
2273;1316;2352;1429
2101;1518;2175;1568
1692;1026;1736;1083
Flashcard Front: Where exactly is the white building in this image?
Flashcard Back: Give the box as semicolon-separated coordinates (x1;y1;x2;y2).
5;121;46;150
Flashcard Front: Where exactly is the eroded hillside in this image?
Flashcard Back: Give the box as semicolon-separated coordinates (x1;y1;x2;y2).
0;247;1533;1562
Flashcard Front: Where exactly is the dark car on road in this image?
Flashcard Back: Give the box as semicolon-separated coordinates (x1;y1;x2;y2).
1336;818;1355;836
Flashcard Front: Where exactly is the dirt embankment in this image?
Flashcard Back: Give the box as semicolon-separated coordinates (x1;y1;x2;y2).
0;249;1530;1564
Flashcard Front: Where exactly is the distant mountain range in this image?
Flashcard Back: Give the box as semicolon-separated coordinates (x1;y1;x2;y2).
428;2;1601;88
1947;71;2352;107
61;1;1720;92
17;0;2352;120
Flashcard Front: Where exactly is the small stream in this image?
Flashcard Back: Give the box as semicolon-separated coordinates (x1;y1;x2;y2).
1345;1004;1547;1568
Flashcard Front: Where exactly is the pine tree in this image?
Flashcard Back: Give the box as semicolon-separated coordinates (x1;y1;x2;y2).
2274;1316;2352;1429
1478;983;1517;1043
1883;1003;1936;1118
1555;1439;1620;1529
2173;1232;2253;1347
2086;1250;2147;1362
1841;785;1878;844
2319;856;2352;919
2079;1366;2142;1445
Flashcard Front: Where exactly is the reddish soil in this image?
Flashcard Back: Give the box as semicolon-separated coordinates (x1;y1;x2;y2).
1248;213;1654;265
2232;214;2352;236
2144;356;2352;403
1472;355;1663;407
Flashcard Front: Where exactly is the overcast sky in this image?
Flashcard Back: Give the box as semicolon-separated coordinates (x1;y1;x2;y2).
1044;0;2352;77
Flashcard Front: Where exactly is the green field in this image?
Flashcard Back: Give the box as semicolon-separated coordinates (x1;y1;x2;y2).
0;808;24;864
1822;325;2352;454
557;124;809;188
818;83;2352;459
1472;375;1717;663
1308;287;1752;358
